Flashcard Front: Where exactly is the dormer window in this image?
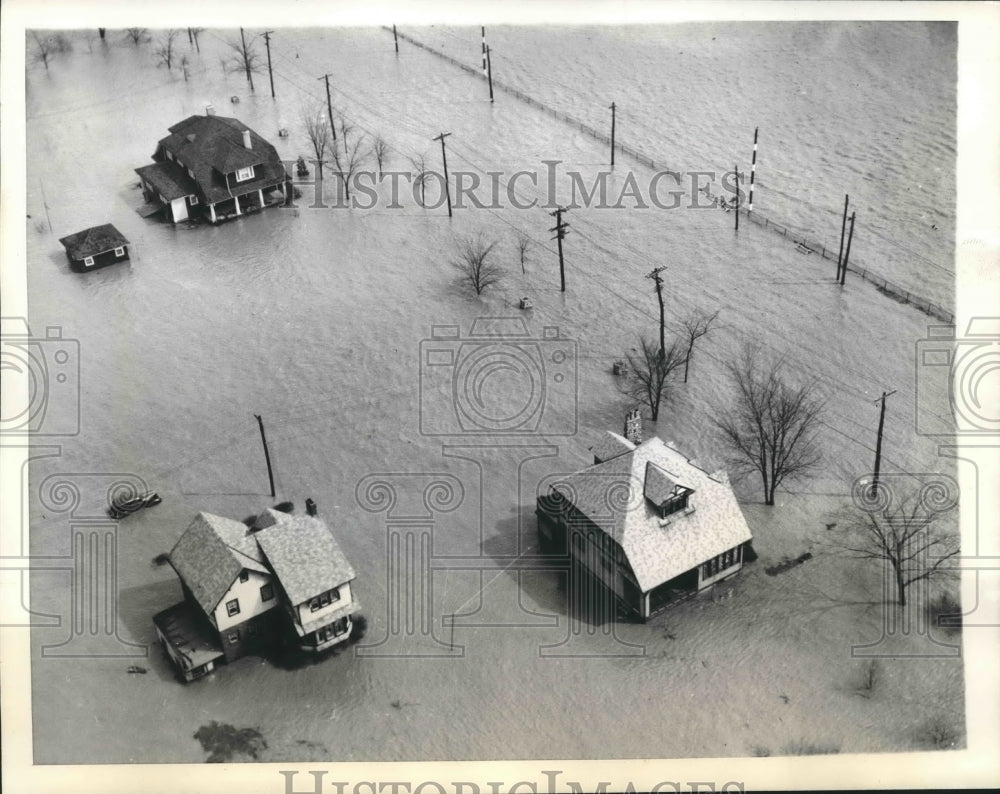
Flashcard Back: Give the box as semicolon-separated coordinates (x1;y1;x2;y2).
643;461;694;519
235;166;255;182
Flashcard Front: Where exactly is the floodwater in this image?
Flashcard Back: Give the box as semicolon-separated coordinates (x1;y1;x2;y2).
23;24;961;764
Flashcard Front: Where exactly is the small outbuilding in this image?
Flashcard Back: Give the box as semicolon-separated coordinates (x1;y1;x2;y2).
58;224;130;270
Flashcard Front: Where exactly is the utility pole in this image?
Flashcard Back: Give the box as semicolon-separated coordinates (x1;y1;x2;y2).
748;127;758;212
610;102;616;167
481;26;487;76
254;414;276;498
840;210;855;286
240;28;254;91
837;194;849;281
733;165;739;231
549;207;570;292
486;45;494;103
263;31;275;98
434;132;453;217
318;74;337;146
646;266;667;358
393;24;399;54
871;390;896;498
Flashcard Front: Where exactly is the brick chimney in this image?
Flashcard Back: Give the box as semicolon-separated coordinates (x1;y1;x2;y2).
242;129;252;149
205;104;215;116
624;407;642;446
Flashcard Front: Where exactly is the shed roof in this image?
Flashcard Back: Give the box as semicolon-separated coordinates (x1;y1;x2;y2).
58;224;128;259
168;512;270;617
550;437;752;593
153;600;224;670
135;161;198;201
254;513;356;607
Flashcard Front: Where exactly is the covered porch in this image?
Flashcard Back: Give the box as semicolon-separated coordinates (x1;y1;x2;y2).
206;182;287;224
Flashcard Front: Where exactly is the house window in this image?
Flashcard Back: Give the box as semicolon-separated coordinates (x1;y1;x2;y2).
114;247;125;257
239;570;249;583
166;150;174;161
226;598;240;617
187;168;194;178
82;256;94;267
228;630;240;644
260;583;274;602
309;588;341;612
189;194;199;205
235;166;255;182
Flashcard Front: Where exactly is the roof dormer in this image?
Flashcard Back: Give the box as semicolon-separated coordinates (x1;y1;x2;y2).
643;461;694;519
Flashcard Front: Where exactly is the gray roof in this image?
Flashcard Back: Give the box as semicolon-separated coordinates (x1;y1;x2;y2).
58;224;128;258
589;430;636;463
550;437;753;593
254;513;356;607
135;161;198;201
149;114;287;205
153;600;224;669
168;512;270;616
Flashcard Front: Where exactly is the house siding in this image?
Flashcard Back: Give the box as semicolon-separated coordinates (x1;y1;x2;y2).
295;581;354;629
213;569;280;632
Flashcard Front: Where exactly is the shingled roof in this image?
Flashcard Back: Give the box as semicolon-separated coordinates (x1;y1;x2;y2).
58;224;128;259
145;114;287;205
254;513;356;608
168;512;271;617
550;437;752;593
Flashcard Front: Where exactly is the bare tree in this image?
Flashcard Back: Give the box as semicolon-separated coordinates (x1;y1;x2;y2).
410;154;431;208
625;336;687;422
833;481;959;607
301;105;331;179
680;309;719;383
337;115;355;157
330;125;367;202
712;346;824;506
154;29;181;70
180;54;191;82
190;28;204;53
30;32;72;71
453;234;502;295
124;28;150;46
516;231;531;275
370;135;390;177
224;31;263;89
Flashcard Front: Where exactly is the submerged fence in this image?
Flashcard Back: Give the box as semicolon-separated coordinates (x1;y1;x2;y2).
390;27;954;325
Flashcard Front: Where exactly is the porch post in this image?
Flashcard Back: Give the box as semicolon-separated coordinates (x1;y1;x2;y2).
209;203;217;223
234;195;241;216
258;188;265;207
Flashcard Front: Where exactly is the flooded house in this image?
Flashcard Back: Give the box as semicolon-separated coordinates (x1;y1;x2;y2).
153;507;359;682
58;223;129;270
135;109;289;225
536;416;753;621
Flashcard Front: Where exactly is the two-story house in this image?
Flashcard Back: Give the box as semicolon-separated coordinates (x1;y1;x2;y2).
253;510;358;652
536;426;753;621
135;109;288;224
153;506;359;682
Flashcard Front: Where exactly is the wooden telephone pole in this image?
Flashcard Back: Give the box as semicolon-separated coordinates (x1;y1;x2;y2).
871;390;896;498
254;414;276;498
318;74;338;146
610;102;616;166
733;165;740;231
840;210;855;286
434;132;453;217
486;45;494;102
549;207;570;292
836;194;849;281
239;28;254;91
263;31;275;98
646;266;667;358
393;24;399;54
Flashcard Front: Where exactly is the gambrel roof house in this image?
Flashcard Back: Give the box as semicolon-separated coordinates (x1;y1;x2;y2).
135;110;288;225
153;507;359;682
537;431;753;620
